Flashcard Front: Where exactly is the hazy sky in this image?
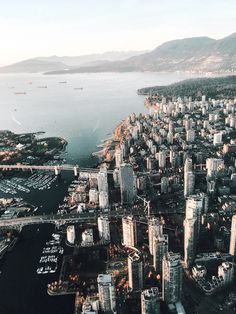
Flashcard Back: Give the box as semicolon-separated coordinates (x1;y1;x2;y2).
0;0;236;66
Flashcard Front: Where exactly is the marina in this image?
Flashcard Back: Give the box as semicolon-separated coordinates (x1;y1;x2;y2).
36;233;64;275
0;173;57;195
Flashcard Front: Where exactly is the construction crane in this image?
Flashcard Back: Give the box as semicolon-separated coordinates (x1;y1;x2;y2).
136;195;151;217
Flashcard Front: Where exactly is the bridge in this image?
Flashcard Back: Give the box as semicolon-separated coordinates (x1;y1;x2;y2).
0;164;113;176
0;213;99;230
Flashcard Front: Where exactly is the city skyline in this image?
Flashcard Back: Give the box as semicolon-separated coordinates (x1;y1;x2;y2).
0;0;236;66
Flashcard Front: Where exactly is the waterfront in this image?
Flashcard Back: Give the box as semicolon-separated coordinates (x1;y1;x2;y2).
0;72;195;313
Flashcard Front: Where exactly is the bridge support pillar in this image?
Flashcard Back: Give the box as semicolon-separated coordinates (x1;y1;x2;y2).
74;166;79;177
54;167;61;176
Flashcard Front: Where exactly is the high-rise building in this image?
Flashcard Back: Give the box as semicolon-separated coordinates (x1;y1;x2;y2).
81;228;94;247
218;262;234;284
148;217;163;255
98;216;110;242
229;215;236;258
158;151;166;169
184;171;195;197
184;218;197;267
99;191;109;209
113;168;120;188
119;163;136;204
128;251;143;291
186;129;195;143
162;252;182;304
67;225;75;245
97;273;116;313
141;287;160;314
184;157;192;173
213;132;223;146
122;216;137;247
161;177;169;194
89;188;99;204
184;157;195;197
206;158;224;177
115;148;123;169
98;166;109;194
153;234;168;275
185;194;204;236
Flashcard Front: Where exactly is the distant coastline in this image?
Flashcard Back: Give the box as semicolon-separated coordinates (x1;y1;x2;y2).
137;75;236;100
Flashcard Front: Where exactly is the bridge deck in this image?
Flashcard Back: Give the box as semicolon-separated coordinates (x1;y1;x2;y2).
0;164;113;174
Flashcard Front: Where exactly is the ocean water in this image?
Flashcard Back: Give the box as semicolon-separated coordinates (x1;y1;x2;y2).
0;72;194;165
0;72;195;314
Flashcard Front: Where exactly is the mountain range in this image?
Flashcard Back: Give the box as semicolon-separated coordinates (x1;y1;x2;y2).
1;33;236;74
0;51;147;73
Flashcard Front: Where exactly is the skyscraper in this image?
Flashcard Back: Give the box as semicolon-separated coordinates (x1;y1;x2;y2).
229;215;236;258
98;166;109;194
184;157;193;173
162;252;182;304
99;191;109;210
158;151;166;169
184;157;195;197
141;287;160;314
184;171;195;197
128;251;143;291
115;148;123;169
148;217;163;255
119;163;136;204
97;273;116;313
122;216;137;247
153;234;168;275
184;218;197;267
161;177;169;194
98;166;109;209
185;194;204;236
98;216;110;242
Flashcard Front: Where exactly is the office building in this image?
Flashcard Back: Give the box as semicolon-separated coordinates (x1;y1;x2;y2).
184;171;195;197
213;132;223;146
158;151;166;169
141;287;160;314
97;273;116;313
113;168;120;188
128;251;143;291
89;188;99;204
98;166;109;194
185;194;204;236
184;218;197;267
153;234;168;275
119;163;136;204
148;217;163;255
184;157;193;173
206;158;224;177
115;148;123;169
99;191;109;209
98;216;110;242
186;129;195;143
161;177;169;194
162;252;182;304
122;216;137;247
218;262;234;284
229;215;236;258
